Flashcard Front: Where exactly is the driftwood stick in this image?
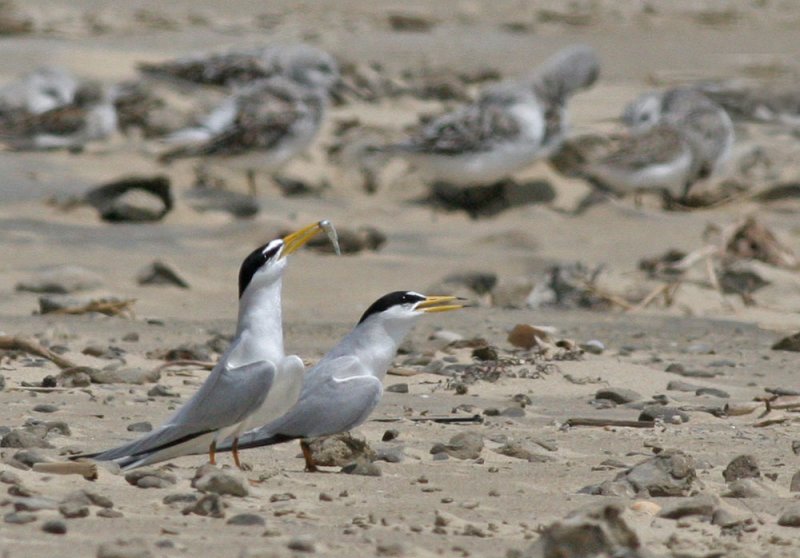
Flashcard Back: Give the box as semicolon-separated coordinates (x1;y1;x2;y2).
566;417;655;428
0;335;77;369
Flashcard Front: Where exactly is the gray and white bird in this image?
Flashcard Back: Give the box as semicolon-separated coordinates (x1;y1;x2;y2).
0;66;78;116
380;44;599;187
139;43;339;90
73;221;337;470
214;291;464;471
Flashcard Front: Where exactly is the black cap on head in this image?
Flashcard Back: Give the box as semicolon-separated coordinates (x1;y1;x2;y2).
238;240;282;298
357;291;426;324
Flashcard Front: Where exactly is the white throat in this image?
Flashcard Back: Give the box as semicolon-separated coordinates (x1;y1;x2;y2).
229;277;284;367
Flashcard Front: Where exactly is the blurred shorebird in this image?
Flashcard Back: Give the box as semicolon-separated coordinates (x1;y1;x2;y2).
0;66;78;116
378;44;599;187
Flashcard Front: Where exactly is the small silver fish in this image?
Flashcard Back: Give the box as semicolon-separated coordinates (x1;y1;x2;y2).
319;219;341;256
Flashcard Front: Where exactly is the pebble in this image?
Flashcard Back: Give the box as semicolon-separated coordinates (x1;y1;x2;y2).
124;469;176;489
595;388;641;404
319;493;333;502
777;505;800;527
591;450;696;497
269;493;296;503
696;387;729;398
304;432;375;467
725;478;775;498
4;511;37;524
15;265;104;294
14;497;58;512
1;428;53;449
127;421;153;433
59;500;90;518
581;340;605;354
287;535;316;553
723;455;760;482
162;493;197;506
136;260;190;288
147;384;177;397
772;332;800;352
0;470;21;484
226;513;265;527
638;406;689;423
711;508;742;527
341;460;382;476
192;465;248;497
666;380;702;392
385;383;409;394
429;431;483;460
494;441;550;463
373;444;405;463
657;495;718;519
183;494;225;518
33;404;59;413
97;509;124;519
42;519;67;534
381;429;399;442
96;538;153;558
64;489;114;509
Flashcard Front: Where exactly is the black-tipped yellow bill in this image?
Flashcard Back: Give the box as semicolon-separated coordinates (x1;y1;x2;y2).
416;295;465;314
281;220;339;257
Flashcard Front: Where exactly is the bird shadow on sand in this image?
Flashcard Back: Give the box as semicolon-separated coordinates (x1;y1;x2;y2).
413;179;556;219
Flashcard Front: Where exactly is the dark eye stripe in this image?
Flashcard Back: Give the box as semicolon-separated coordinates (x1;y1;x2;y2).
238;241;281;297
357;291;426;324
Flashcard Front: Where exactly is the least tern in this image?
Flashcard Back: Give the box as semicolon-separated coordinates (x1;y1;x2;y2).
379;45;599;187
215;291;464;471
73;221;338;470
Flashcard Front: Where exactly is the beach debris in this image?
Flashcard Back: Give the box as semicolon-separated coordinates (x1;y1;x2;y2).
41;519;67;535
39;296;136;318
595;388;642;405
136;260;189;288
430;431;483;460
15;265;103;294
124;468;177;489
33;461;98;480
638;406;689;423
565;418;655;429
584;450;696;497
522;503;644;558
722;454;760;482
84;175;172;223
191;464;248;497
0;335;77;369
127;422;152;433
772;332;800;352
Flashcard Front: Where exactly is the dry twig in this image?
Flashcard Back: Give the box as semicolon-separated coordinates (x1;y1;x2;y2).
0;335;77;369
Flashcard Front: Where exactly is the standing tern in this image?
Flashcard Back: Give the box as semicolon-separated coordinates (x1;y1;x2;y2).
215;291;464;471
73;220;339;470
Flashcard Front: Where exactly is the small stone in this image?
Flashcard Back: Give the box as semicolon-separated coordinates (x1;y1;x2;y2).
665;363;685;374
319;493;333;502
96;538;153;558
304;432;375;467
63;489;114;509
147;384;177;397
595;388;641;404
33;404;59;413
4;511;37;524
778;505;800;527
723;455;760;482
581;340;605;354
696;387;729;398
59;500;90;518
122;332;139;342
16;265;104;294
472;345;498;361
725;478;775;498
124;468;176;489
772;332;800;352
162;493;197;505
269;492;296;503
711;508;741;527
1;428;52;449
791;471;800;492
638;406;689;423
386;383;409;394
191;465;248;497
658;495;718;519
13;497;58;512
226;513;265;526
618;450;696;497
374;445;405;463
287;535;316;552
341;460;382;476
430;431;483;460
666;380;702;392
382;429;399;442
494;441;550;463
97;509;124;518
126;422;152;433
0;470;21;484
183;493;225;518
136;260;189;288
42;519;67;534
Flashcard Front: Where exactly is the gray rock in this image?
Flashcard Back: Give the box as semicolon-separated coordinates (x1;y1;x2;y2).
658;495;718;519
96;538;153;558
162;493;197;506
97;509;124;519
146;384;177;397
615;450;696;497
13;497;58;512
522;503;645;558
87;367;160;385
723;454;760;482
191;465;248;497
381;429;399;442
373;444;405;463
778;504;800;527
494;441;551;463
4;511;37;524
59;500;90;518
85;175;172;223
33;404;58;413
667;380;702;392
696;387;729;398
1;428;52;449
304;432;375;467
57;368;92;387
16;265;103;294
226;513;265;526
124;468;176;489
638;406;689;423
341;460;382;476
287;535;316;553
772;332;800;352
386;383;409;393
126;422;152;433
182;493;225;518
595;388;641;404
430;431;483;460
42;519;67;534
136;260;190;288
711;508;742;527
0;470;21;484
725;478;775;498
581;340;605;354
63;489;113;509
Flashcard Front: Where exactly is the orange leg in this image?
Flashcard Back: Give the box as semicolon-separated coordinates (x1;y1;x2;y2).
209;440;217;465
232;438;242;469
300;440;318;472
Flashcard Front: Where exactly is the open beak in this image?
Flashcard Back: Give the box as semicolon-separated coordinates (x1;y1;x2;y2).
416;295;466;314
281;220;340;257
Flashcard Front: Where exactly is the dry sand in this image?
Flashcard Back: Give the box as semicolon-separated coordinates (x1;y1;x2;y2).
1;2;800;557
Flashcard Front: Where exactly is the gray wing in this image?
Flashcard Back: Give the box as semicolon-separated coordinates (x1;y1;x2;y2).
234;356;383;447
87;360;275;462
